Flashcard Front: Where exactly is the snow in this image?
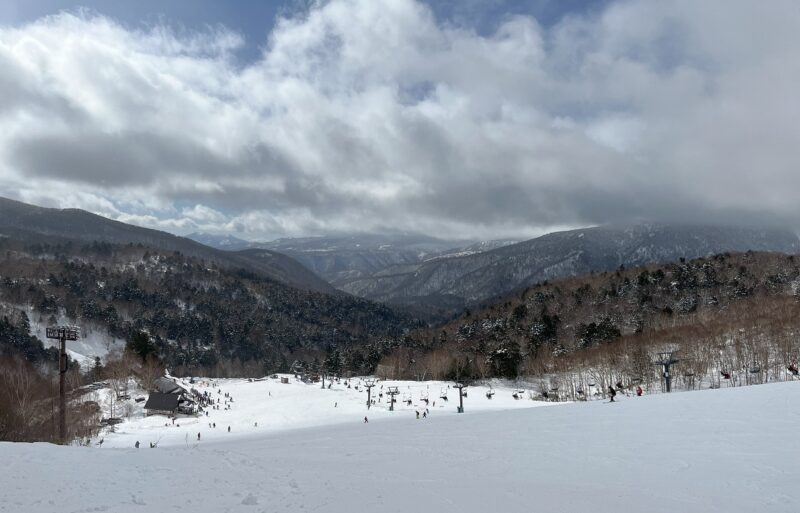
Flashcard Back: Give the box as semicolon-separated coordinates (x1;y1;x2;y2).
25;305;125;365
2;380;799;513
97;376;549;448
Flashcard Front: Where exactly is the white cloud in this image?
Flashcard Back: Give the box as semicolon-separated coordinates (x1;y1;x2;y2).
0;0;798;241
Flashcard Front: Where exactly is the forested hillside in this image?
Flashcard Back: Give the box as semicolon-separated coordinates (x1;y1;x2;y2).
0;237;418;375
0;197;334;293
378;251;800;395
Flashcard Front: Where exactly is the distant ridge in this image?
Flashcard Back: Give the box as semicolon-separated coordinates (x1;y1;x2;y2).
0;197;333;293
337;223;800;313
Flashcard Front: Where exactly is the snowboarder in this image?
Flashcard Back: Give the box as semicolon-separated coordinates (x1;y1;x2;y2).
364;416;369;423
608;385;617;402
135;441;140;449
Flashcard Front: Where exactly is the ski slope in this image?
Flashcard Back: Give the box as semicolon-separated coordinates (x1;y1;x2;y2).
96;376;550;448
2;381;799;513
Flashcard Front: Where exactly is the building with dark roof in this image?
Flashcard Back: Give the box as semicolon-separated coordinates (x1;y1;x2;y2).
143;392;181;416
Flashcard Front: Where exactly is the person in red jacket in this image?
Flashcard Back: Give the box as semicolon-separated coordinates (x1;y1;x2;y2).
636;386;643;396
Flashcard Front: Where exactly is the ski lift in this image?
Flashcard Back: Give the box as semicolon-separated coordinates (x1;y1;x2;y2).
420;391;429;404
439;388;448;401
683;372;695;377
721;371;731;380
788;364;799;376
749;367;761;374
512;392;520;400
485;388;495;399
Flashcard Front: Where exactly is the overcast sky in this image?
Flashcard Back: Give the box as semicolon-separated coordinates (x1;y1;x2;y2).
0;0;798;241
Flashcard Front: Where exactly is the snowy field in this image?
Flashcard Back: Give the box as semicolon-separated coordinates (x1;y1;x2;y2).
96;376;550;448
2;380;799;513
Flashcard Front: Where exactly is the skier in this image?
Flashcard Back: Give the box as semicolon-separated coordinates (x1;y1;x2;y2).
335;402;338;408
135;441;140;449
416;411;420;419
636;386;643;397
608;385;617;402
364;416;369;423
197;433;201;441
228;426;231;432
422;411;427;418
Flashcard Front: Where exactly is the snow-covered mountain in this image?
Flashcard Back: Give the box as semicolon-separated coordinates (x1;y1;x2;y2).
185;232;253;251
338;224;800;313
189;232;517;285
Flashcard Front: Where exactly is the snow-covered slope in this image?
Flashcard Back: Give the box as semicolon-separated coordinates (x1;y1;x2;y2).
2;380;798;512
96;376;549;448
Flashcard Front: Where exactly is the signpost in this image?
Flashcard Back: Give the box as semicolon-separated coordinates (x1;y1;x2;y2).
46;326;79;443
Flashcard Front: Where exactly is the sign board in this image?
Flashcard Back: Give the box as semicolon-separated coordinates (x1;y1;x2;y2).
46;326;80;341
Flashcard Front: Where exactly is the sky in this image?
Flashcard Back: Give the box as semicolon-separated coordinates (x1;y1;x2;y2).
0;0;798;242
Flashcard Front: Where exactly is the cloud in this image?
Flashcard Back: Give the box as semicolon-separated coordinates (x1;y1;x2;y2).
0;0;798;241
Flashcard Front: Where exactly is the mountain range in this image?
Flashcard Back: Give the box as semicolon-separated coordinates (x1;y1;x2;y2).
334;224;800;314
3;196;799;324
187;232;517;285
